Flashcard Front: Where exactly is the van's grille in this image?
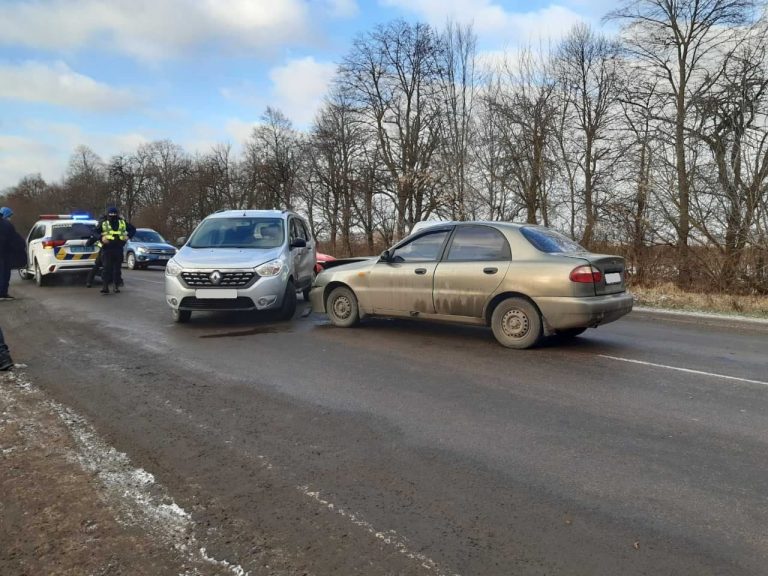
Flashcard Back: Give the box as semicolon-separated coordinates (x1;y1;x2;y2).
148;248;175;255
181;271;257;288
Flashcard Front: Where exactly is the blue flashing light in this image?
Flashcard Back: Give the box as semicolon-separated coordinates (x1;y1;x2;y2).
71;212;92;220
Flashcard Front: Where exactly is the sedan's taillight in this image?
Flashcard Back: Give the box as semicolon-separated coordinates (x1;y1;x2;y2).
570;265;602;283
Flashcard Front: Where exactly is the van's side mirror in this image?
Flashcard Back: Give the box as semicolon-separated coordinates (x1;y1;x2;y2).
290;238;307;249
380;250;392;262
176;236;187;247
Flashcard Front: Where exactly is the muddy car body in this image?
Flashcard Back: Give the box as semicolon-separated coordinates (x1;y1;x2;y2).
309;221;633;348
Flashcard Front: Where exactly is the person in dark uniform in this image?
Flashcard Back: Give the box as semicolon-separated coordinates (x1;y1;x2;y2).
0;326;13;371
99;207;134;294
1;206;26;301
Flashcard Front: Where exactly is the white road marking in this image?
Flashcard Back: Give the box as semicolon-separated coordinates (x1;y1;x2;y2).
599;355;768;387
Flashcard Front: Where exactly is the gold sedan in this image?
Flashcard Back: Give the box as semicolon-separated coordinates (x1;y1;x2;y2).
309;222;633;349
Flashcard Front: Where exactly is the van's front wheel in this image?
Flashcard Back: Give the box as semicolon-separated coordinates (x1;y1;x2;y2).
279;280;297;320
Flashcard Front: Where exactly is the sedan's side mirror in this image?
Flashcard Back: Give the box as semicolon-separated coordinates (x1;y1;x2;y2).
176;236;187;247
380;249;392;262
290;238;307;249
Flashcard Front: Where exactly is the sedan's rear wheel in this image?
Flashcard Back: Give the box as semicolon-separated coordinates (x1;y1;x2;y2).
326;286;359;328
172;309;191;323
491;297;542;349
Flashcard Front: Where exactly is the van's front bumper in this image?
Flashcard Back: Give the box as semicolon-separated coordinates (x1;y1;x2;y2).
165;270;287;312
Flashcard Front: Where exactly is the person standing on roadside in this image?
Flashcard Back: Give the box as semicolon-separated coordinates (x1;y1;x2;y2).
85;213;107;288
0;326;13;371
0;206;27;301
99;206;134;294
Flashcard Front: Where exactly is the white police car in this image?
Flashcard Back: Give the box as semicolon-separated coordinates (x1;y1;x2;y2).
20;214;100;286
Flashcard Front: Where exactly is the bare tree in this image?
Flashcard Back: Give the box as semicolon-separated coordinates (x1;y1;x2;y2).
338;19;444;238
556;24;622;248
609;0;758;287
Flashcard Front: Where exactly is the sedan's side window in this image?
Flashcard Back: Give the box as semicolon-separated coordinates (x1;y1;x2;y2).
446;226;511;261
391;230;450;262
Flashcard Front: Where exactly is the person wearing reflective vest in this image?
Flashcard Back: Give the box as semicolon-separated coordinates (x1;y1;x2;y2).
99;206;133;294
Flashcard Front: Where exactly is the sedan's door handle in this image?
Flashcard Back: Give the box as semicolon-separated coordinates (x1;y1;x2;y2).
483;267;498;275
415;268;427;275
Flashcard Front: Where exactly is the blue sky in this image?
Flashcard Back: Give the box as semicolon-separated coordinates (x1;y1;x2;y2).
0;0;617;190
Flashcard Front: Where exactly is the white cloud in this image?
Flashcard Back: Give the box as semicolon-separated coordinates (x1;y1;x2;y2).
0;61;139;112
268;57;337;127
0;0;311;61
380;0;586;44
0;123;150;190
323;0;359;18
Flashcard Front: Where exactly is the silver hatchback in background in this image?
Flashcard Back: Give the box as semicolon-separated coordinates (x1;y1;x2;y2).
165;210;316;323
310;221;633;348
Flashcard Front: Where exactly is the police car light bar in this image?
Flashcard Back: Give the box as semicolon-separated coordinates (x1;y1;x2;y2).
39;213;93;220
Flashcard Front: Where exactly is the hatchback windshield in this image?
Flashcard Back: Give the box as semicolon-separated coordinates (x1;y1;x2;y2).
133;230;165;243
188;218;285;249
521;226;586;253
52;223;97;241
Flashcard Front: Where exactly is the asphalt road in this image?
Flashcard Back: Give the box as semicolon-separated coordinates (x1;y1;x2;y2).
3;269;768;575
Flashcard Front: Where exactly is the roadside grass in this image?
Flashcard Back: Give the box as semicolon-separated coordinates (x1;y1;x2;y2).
629;282;768;319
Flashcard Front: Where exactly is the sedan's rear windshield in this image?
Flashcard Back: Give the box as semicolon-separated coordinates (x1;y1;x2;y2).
521;226;586;253
52;223;97;241
188;218;285;249
133;230;165;243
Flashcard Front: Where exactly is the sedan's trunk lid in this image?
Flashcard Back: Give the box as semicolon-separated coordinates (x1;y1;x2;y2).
583;254;626;295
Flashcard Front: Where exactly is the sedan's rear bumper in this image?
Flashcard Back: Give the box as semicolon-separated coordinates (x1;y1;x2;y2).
534;292;634;331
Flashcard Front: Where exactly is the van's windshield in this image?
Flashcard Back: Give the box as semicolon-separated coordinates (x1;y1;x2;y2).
187;218;285;249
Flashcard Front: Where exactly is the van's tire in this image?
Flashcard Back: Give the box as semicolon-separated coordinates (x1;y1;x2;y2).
490;297;542;349
279;280;297;320
326;286;360;328
126;252;137;270
172;309;191;323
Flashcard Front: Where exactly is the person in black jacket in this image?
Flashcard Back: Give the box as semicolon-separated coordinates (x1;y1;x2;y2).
99;206;135;294
0;206;26;301
0;326;13;371
85;214;106;288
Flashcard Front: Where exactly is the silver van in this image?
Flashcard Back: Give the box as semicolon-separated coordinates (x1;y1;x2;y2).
165;210;316;323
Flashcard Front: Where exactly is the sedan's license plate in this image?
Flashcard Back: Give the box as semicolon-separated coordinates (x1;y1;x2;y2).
605;272;622;284
196;289;237;299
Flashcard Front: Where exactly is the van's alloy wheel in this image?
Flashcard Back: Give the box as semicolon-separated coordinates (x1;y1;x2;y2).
126;252;136;270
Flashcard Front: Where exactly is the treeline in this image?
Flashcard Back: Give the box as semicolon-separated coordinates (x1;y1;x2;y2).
3;0;768;293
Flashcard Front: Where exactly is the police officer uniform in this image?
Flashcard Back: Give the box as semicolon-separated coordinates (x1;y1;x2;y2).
100;207;131;294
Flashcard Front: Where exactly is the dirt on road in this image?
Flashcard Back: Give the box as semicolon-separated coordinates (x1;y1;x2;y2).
0;367;248;576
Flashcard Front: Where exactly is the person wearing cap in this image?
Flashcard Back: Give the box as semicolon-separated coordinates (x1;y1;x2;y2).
0;206;26;301
99;206;135;294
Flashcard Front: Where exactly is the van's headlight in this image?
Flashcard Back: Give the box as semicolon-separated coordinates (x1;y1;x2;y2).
165;259;182;276
255;259;284;277
136;246;148;254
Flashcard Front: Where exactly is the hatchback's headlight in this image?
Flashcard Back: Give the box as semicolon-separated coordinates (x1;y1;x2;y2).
165;259;182;276
255;259;284;277
136;246;148;254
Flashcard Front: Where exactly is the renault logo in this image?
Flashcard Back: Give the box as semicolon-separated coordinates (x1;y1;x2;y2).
210;270;222;285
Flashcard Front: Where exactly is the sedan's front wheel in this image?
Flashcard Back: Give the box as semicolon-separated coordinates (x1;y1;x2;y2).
491;297;542;349
326;286;359;328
